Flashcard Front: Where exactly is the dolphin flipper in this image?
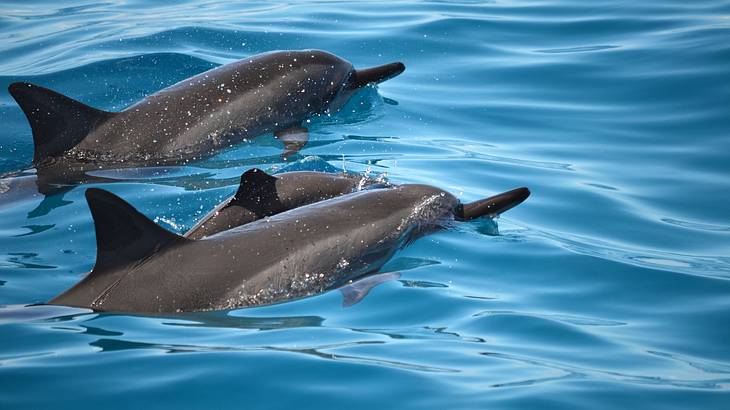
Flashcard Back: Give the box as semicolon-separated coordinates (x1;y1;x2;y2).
8;82;115;164
275;126;309;158
457;187;530;220
340;272;401;307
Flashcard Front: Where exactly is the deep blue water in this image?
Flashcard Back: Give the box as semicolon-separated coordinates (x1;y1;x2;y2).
1;1;730;408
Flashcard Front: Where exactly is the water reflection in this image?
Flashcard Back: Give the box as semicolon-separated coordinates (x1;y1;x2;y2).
26;189;74;218
2;252;57;269
647;350;730;375
0;304;92;324
89;337;458;373
479;351;729;389
2;304;462;374
527;226;730;279
472;310;626;327
0;169;107;218
419;139;573;171
661;217;730;233
343;134;400;142
400;280;448;289
12;224;55;237
383;256;440;271
80;325;124;336
159;312;325;331
351;325;486;343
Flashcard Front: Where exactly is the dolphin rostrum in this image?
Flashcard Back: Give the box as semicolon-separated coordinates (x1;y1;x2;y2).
49;174;529;313
8;50;405;188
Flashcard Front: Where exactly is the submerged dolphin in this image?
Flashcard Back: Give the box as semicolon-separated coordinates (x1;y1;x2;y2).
8;50;404;189
49;174;529;313
185;168;387;239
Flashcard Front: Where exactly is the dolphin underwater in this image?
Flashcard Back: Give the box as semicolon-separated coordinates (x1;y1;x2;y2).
7;50;405;190
185;168;387;239
49;173;529;313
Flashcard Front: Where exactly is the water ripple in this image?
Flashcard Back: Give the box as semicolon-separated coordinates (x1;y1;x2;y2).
528;227;730;280
473;310;626;327
536;45;620;54
480;351;730;390
85;338;459;374
1;1;729;408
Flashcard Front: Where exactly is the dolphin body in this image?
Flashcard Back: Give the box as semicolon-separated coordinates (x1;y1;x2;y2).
7;50;405;191
49;171;529;313
185;169;387;239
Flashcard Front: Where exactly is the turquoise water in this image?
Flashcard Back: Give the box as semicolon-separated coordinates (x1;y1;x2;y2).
1;0;730;408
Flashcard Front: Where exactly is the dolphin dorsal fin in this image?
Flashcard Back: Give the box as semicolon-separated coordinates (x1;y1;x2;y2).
85;188;187;274
8;82;115;164
231;168;280;216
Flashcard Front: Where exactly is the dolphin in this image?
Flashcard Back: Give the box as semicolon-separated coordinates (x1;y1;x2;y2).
49;176;529;313
7;50;405;190
185;168;387;239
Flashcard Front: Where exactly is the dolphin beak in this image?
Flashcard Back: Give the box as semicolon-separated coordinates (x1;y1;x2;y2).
457;187;531;221
348;62;405;89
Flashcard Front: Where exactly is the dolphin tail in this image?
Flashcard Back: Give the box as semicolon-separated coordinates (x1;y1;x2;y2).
456;187;530;221
8;82;115;164
347;62;405;89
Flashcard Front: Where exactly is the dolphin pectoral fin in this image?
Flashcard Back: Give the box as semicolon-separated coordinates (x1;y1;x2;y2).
457;187;531;221
8;82;115;164
84;188;188;274
275;126;309;159
348;62;406;89
340;272;401;307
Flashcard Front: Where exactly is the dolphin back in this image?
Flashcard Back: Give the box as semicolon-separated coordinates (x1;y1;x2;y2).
185;168;370;239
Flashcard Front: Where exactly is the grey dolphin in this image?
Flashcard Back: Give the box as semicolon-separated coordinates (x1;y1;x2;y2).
8;50;405;187
185;168;386;239
49;179;529;313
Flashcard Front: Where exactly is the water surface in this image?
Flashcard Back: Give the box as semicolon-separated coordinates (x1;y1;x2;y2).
1;1;729;408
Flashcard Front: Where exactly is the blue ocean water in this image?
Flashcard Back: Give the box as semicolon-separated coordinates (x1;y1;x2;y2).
1;0;729;408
